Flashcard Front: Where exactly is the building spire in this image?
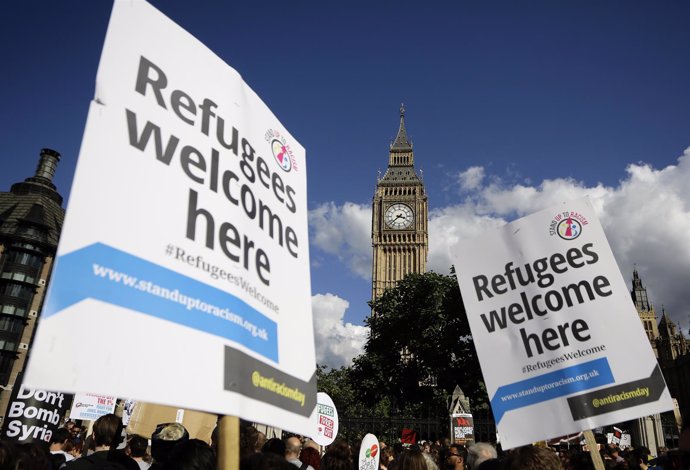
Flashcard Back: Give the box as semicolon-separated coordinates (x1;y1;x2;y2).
391;103;412;150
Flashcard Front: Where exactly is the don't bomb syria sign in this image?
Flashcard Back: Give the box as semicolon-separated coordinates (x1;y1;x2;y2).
454;198;673;449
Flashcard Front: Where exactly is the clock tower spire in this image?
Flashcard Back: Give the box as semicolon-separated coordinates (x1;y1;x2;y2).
371;106;428;306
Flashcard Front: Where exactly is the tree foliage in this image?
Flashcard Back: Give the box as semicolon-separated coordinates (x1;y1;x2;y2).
349;271;488;417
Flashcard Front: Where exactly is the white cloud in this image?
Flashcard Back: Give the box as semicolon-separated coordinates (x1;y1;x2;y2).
307;147;690;369
309;202;372;279
428;147;690;327
312;293;369;368
457;166;485;191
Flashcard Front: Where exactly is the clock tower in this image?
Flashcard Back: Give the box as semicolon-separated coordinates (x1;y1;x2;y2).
371;106;428;304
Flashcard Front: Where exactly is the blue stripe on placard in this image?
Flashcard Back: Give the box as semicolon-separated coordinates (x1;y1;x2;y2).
43;243;278;361
490;357;614;423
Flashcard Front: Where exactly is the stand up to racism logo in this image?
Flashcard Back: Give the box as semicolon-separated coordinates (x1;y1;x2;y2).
549;210;589;240
265;129;298;173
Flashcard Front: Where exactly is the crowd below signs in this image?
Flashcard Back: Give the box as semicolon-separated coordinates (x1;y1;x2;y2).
1;412;689;470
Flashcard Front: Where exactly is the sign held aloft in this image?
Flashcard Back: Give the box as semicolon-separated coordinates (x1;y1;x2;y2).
453;198;673;449
25;0;316;435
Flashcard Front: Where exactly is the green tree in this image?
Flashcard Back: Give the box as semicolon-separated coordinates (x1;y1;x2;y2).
316;364;392;418
351;271;488;417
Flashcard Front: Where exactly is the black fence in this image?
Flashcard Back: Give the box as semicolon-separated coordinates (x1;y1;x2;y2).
338;409;496;445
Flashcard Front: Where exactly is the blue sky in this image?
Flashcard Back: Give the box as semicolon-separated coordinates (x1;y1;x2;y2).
3;1;690;367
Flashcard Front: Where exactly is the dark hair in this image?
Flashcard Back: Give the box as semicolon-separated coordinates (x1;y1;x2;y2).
449;445;467;462
167;439;216;470
240;424;260;459
321;440;352;470
129;435;148;458
50;428;72;445
93;414;122;447
398;449;427;470
501;446;561;470
261;438;285;456
241;452;295;470
300;447;321;470
15;442;50;470
0;440;17;470
380;447;394;467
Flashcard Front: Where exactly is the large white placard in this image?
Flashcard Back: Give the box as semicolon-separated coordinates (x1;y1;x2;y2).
25;0;316;434
453;198;673;449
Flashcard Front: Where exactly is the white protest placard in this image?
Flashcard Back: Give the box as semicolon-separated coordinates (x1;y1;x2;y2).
312;392;338;446
24;0;316;434
453;198;673;449
70;393;116;421
358;434;380;470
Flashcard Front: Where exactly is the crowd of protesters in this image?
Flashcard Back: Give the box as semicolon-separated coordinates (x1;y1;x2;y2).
2;414;690;470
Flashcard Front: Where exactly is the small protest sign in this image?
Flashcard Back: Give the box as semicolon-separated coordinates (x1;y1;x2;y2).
451;413;474;445
312;392;338;446
358;434;380;470
69;393;116;421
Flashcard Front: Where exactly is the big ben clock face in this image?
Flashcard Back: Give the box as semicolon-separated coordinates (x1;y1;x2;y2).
385;203;414;229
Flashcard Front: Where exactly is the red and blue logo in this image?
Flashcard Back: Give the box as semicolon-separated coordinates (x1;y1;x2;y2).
549;210;588;240
265;129;298;173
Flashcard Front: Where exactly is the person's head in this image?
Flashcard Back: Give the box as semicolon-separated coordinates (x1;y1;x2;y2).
50;428;72;449
15;442;50;470
398;449;428;470
93;414;122;448
381;447;395;466
0;441;16;470
501;445;561;470
423;451;439;470
299;447;321;470
238;423;260;459
167;439;216;470
445;445;466;470
261;438;285;456
467;443;497;470
321;440;352;470
129;435;148;459
628;447;651;470
241;452;296;470
285;437;302;459
255;432;267;454
151;422;189;465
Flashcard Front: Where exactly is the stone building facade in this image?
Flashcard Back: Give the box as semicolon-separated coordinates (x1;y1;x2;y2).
0;149;65;424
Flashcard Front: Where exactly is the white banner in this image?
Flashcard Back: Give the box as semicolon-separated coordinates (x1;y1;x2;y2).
70;393;116;421
453;198;673;449
25;0;316;434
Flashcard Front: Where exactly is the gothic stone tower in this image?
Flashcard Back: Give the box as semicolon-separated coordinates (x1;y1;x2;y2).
371;106;428;304
631;268;660;356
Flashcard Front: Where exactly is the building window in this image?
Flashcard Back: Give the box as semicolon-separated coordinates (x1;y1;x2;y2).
1;250;43;269
0;340;17;352
0;283;35;300
0;305;27;317
0;317;24;334
0;272;36;284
